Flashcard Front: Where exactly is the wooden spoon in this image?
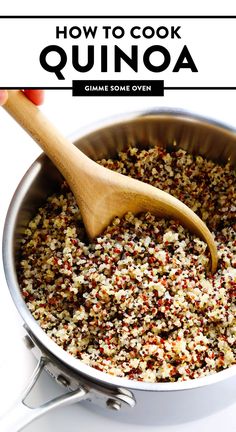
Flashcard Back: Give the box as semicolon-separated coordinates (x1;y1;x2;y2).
2;90;218;272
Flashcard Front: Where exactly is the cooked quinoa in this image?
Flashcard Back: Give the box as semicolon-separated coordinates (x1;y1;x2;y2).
19;146;236;382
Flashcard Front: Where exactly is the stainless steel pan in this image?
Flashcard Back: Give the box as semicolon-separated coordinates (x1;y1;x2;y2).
1;109;236;431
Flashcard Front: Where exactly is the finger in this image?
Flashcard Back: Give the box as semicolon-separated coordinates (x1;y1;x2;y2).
23;90;44;106
0;90;8;105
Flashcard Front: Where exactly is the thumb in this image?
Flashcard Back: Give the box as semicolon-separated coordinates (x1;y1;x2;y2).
0;90;8;105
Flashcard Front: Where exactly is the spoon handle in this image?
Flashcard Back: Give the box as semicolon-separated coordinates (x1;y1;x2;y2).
3;90;96;185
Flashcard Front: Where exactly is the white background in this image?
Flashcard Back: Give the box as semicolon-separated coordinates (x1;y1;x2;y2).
0;3;236;432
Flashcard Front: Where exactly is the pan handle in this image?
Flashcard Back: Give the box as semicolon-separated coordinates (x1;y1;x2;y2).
0;356;88;432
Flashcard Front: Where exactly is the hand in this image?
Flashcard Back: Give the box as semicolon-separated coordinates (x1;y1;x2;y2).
0;90;44;106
